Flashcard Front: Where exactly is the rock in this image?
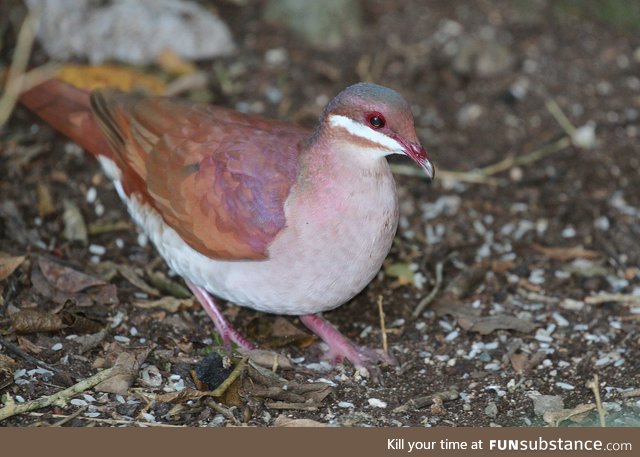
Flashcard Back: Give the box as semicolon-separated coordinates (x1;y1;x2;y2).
530;394;564;417
27;0;235;64
264;0;362;49
484;402;498;418
453;35;515;78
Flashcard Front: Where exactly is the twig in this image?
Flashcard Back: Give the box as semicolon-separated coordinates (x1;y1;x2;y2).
209;357;247;397
392;136;571;185
377;295;388;356
0;367;115;421
50;406;88;427
26;412;185;427
413;260;444;317
587;374;607;427
621;388;640;399
0;8;42;129
585;293;640;305
545;98;577;137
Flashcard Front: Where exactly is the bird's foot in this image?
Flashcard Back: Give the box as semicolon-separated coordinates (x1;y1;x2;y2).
187;281;256;350
299;314;395;381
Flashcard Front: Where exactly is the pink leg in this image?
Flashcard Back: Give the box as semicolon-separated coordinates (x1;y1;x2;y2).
299;313;393;377
187;281;256;350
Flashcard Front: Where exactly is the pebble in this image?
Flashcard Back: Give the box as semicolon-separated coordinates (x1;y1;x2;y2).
368;398;387;408
70;398;88;407
555;382;575;390
264;47;288;65
114;335;131;344
560;298;585;311
51;343;63;351
445;330;460;341
561;226;576;238
86;187;97;203
89;244;106;255
484;402;498;418
552;312;569;327
338;401;355;408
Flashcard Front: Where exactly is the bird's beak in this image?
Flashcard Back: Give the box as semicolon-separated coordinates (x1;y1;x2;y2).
393;135;435;181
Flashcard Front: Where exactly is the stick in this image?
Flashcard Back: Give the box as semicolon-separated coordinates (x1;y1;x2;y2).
587;374;607;427
413;260;444;317
0;367;115;421
377;295;388;355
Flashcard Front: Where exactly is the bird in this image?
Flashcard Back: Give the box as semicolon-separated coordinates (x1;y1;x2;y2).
18;78;434;376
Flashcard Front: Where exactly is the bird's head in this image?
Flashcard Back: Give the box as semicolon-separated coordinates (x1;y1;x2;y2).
320;82;434;180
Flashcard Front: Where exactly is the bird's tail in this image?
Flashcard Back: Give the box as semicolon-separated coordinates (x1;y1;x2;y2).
18;78;112;158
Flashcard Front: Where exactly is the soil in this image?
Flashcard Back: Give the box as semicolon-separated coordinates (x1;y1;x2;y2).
1;0;639;427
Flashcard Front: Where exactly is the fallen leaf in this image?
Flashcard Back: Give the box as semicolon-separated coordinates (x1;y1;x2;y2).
38;257;105;293
384;262;414;286
133;296;194;312
117;264;159;296
273;416;328;427
95;346;153;395
0;254;26;281
533;244;601;261
240;349;293;370
36;182;56;218
529;394;564;417
543;403;596;427
10;309;66;333
57;64;166;94
145;270;191;298
156;49;197;76
62;199;88;244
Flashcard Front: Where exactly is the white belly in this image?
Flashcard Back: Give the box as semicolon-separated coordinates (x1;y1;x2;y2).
102;156;399;315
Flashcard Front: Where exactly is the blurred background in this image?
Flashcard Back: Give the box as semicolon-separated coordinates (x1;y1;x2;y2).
0;0;639;427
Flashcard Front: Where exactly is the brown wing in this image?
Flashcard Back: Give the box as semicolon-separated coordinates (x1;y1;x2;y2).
90;89;308;260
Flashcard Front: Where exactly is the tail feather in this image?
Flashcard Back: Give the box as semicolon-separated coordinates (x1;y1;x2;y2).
18;78;112;158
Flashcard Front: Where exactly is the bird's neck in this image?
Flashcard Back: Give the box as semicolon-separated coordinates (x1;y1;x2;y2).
292;133;397;221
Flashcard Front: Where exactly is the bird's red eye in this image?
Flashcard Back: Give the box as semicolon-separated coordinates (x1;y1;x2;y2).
367;113;385;129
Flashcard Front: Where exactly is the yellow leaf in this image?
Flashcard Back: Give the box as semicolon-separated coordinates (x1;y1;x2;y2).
56;64;166;94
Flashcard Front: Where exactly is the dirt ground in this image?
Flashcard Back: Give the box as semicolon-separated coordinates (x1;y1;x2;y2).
1;0;639;427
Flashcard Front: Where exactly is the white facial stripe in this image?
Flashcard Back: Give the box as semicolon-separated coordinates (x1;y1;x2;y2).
329;114;404;153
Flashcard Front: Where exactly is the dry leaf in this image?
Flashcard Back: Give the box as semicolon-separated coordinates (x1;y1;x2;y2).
0;254;26;281
134;296;194;312
57;64;166;94
273;416;328;427
543;403;596;426
384;262;415;286
62;199;88;244
10;309;66;333
36;182;56;218
38;257;105;293
95;346;153;395
117;264;159;296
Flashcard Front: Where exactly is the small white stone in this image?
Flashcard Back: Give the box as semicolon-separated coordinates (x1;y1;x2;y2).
51;343;63;351
555;382;575;390
89;244;106;255
114;335;130;344
86;187;97;204
70;398;88;407
572;122;597;149
552;312;569;327
115;238;125;249
367;398;387;408
338;401;354;408
561;226;576;238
